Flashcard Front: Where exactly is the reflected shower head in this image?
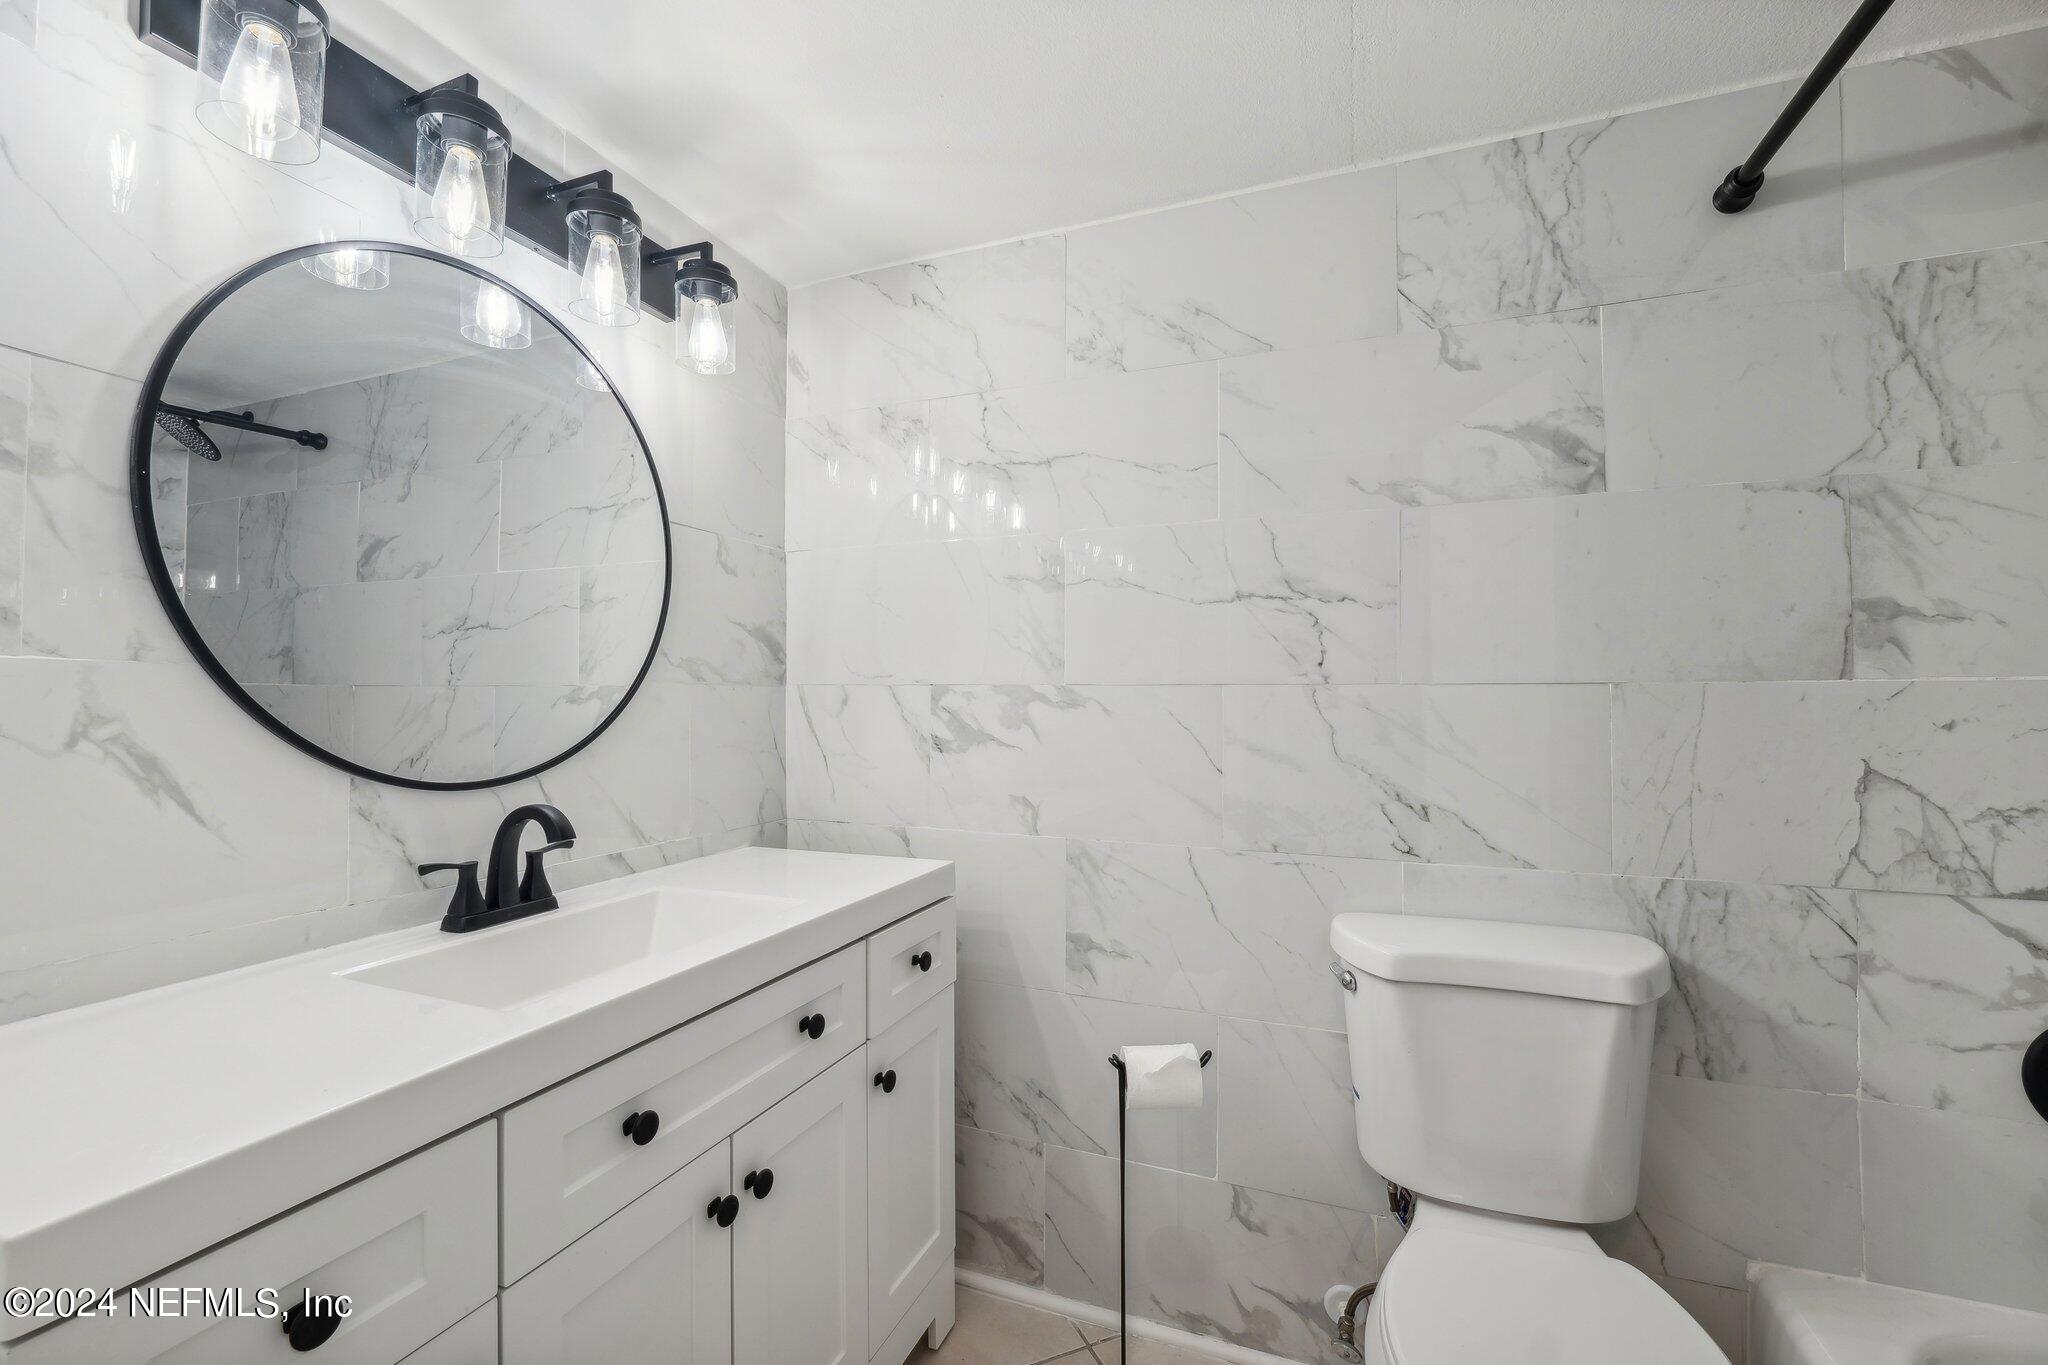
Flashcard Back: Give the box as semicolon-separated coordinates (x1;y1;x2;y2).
154;407;222;461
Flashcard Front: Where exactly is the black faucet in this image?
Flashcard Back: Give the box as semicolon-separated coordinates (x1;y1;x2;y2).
418;804;578;934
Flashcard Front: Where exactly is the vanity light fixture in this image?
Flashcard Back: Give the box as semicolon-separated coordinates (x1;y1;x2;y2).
404;75;510;257
302;243;390;290
648;242;738;374
576;357;612;393
194;0;329;163
545;172;642;327
461;278;531;350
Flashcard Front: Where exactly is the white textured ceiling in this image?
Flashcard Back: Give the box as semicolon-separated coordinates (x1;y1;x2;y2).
344;1;2048;285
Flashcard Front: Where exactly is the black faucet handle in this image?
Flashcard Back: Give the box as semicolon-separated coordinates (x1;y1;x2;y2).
418;861;486;931
519;838;576;904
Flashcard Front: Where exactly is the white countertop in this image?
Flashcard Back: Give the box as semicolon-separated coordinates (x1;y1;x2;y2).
0;847;950;1332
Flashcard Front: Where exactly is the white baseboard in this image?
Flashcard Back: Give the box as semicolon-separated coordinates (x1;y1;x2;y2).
955;1268;1313;1365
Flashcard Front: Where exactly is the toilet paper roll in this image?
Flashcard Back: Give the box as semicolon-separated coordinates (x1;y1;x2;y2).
1118;1043;1205;1110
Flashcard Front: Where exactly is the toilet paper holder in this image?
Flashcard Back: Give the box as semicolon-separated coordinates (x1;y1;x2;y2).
1103;1048;1214;1351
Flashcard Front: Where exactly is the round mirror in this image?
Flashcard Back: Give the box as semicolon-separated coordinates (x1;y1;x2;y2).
132;243;670;789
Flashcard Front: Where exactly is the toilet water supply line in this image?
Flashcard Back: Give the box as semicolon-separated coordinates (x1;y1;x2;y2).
1331;1183;1416;1363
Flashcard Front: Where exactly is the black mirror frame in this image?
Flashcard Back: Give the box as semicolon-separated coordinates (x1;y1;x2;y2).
129;240;674;792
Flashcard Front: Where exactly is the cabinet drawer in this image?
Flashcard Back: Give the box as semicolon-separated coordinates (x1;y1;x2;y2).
501;945;865;1283
8;1125;495;1365
866;901;955;1037
399;1300;496;1364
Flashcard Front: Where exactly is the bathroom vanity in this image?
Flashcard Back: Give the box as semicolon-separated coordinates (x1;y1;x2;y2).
0;847;957;1364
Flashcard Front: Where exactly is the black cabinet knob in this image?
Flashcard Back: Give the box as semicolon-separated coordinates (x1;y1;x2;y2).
798;1013;825;1039
708;1193;739;1227
2025;1028;2048;1123
281;1300;343;1352
874;1069;898;1094
911;950;933;973
622;1110;660;1146
744;1168;774;1199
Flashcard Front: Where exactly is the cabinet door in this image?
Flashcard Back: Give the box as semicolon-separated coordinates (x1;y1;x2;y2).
501;1141;733;1365
866;988;954;1355
732;1051;868;1365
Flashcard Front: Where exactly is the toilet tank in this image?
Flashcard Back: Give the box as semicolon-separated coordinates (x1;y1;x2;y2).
1331;913;1671;1225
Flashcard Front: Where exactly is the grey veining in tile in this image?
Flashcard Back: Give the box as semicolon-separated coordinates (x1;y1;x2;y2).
1604;245;2048;490
1399;485;1851;684
1219;310;1603;515
786;684;931;826
906;827;1067;992
1066;168;1396;373
1844;461;2048;679
356;465;500;583
784;403;930;551
1844;29;2048;270
689;684;785;834
1216;1017;1381;1211
1222;684;1612;871
1398;81;1841;328
1613;680;2048;898
420;570;580;689
1404;863;1858;1093
1855;890;2048;1121
1065;840;1399;1030
1064;514;1399;684
956;1125;1047;1286
0;348;26;655
662;526;785;685
348;686;495;784
237;485;358;591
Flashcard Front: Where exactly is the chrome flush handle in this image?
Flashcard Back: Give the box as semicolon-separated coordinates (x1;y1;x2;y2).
1329;960;1357;993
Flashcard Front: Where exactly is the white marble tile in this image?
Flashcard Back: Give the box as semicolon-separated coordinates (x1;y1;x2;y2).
1222;684;1612;871
1066;166;1398;374
1065;840;1400;1030
930;685;1225;845
784;403;930;551
1041;1147;1382;1361
788;535;1062;684
1399;485;1851;684
1855;890;2048;1121
1592;1076;1862;1289
348;686;496;784
499;445;664;572
0;656;347;974
1404;863;1859;1094
0;0;33;48
527;681;696;856
661;526;785;685
185;585;294;686
293;580;421;687
0;349;20;655
1844;29;2048;270
1398;81;1841;328
491;685;626;774
1220;310;1604;515
788;236;1065;419
242;682;350;756
577;560;665;687
238;486;358;591
1612;680;2048;898
1216;1017;1381;1212
356;465;501;583
785;684;931;826
1604;246;2048;491
683;385;783;547
1860;1099;2048;1313
420;569;580;689
1844;462;2048;679
183;498;238;595
928;364;1218;537
1063;514;1399;685
689;684;785;834
903;827;1067;992
956;1125;1046;1286
347;778;547;902
957;982;1218;1176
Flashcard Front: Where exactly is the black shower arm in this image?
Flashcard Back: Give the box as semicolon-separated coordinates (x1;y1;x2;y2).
158;403;329;451
1713;0;1897;213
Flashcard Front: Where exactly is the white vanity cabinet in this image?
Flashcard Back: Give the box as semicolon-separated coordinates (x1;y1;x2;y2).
867;989;955;1356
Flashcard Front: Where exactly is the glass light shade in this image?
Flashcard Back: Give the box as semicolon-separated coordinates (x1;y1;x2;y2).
576;357;612;393
567;210;642;327
681;296;737;375
194;0;328;164
413;116;509;257
302;244;390;291
461;279;531;350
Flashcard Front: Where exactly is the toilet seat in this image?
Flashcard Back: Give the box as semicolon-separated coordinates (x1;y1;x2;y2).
1370;1205;1727;1364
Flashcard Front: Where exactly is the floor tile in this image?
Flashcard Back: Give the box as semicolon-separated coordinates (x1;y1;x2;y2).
911;1286;1091;1365
1088;1336;1233;1364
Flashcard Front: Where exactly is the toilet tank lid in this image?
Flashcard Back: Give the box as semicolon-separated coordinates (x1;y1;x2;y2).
1330;913;1670;1005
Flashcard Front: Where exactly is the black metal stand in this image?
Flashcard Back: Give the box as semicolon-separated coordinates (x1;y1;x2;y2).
1105;1049;1213;1356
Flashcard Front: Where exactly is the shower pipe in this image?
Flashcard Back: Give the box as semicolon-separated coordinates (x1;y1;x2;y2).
1713;0;1897;212
157;403;329;451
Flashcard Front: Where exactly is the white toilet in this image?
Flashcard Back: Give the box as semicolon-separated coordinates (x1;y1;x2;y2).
1330;913;1728;1364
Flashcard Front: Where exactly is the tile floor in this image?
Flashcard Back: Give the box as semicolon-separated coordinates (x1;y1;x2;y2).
911;1286;1233;1365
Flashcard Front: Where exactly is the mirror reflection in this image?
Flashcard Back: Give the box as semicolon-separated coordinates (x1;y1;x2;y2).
142;246;668;787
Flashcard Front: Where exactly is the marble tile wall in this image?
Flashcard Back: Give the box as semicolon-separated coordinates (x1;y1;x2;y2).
0;0;787;1020
786;27;2048;1360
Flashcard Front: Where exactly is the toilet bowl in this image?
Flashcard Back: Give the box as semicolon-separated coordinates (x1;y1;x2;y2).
1331;913;1729;1363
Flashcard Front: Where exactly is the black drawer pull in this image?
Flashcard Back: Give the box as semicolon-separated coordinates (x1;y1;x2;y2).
708;1193;739;1227
911;950;933;972
874;1069;898;1094
622;1110;660;1146
744;1167;774;1199
281;1299;343;1352
798;1012;825;1039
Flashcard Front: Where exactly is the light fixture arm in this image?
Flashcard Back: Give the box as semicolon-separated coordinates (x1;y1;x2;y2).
544;169;617;203
645;241;717;269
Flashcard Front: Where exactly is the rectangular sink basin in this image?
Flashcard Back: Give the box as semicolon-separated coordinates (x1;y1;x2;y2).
343;886;808;1009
